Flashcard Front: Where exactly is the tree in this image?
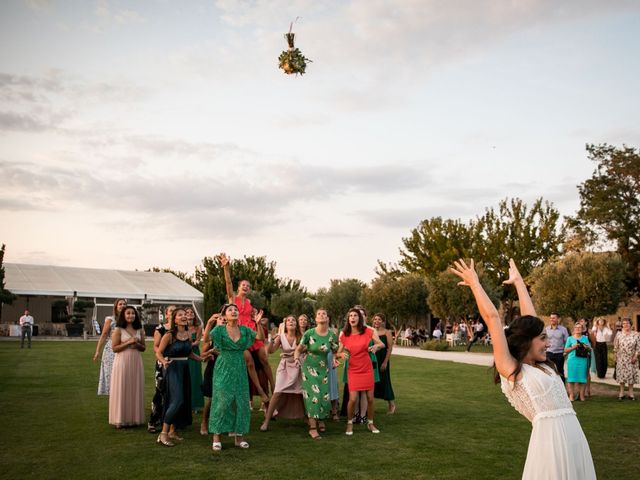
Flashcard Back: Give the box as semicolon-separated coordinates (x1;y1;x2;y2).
361;274;429;329
476;198;565;321
270;290;316;321
567;144;640;292
399;217;476;277
0;244;17;322
426;266;500;323
315;279;365;327
529;252;627;320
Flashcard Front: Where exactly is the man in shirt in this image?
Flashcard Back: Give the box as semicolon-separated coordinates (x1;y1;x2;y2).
19;309;34;349
545;313;568;382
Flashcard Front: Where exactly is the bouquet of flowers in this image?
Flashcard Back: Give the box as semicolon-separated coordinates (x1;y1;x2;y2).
278;23;311;75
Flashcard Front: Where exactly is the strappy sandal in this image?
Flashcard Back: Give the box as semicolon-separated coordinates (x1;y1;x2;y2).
235;440;250;449
345;420;353;436
367;420;380;434
212;442;222;451
157;433;175;447
308;428;322;440
318;421;326;433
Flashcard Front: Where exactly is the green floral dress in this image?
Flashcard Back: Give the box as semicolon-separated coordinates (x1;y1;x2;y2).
208;325;256;435
300;328;339;419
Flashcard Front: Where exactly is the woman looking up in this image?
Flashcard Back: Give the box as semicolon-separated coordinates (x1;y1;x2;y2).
219;253;271;405
109;306;145;428
451;259;595;479
338;308;384;436
94;298;127;396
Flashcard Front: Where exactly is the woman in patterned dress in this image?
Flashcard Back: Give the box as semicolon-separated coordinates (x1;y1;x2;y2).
338;308;384;435
147;305;175;433
614;317;639;400
209;303;264;451
260;315;305;431
93;298;127;395
294;308;340;439
199;312;225;435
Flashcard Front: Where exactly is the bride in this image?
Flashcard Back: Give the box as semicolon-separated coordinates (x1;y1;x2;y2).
450;258;596;480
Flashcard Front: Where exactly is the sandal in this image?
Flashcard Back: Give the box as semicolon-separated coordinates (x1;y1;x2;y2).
259;422;269;432
345;420;353;436
308;428;322;440
318;421;326;433
332;412;339;421
387;404;396;415
212;442;222;451
367;420;380;434
157;433;175;447
200;426;208;436
147;424;157;434
168;432;184;441
235;440;250;449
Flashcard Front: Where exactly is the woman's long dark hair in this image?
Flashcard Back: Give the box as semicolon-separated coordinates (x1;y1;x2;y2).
168;307;187;337
493;315;556;384
342;308;365;336
116;306;142;330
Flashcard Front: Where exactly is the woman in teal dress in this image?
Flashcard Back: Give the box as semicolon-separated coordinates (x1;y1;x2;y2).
564;323;591;401
372;313;396;414
186;307;204;411
294;308;340;439
209;303;262;451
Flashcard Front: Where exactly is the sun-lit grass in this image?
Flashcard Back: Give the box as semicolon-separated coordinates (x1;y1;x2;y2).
0;341;636;480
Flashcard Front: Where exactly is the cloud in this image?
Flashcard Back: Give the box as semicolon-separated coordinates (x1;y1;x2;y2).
94;0;145;26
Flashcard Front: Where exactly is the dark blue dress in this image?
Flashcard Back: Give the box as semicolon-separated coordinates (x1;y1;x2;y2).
162;338;192;428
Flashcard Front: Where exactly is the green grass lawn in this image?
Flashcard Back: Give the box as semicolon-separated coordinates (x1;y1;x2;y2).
0;341;637;480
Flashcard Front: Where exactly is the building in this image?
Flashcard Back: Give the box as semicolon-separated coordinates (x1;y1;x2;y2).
1;263;203;336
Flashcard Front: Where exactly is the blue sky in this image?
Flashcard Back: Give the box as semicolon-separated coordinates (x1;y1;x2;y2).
1;0;639;290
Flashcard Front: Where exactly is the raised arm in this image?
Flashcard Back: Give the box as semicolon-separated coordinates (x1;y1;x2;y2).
450;259;516;379
502;258;537;317
219;253;235;302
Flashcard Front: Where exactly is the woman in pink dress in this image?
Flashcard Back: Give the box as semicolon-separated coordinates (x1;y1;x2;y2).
260;315;305;431
338;308;384;436
109;306;146;428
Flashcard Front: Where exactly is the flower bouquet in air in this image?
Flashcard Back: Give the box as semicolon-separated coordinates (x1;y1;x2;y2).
278;22;311;75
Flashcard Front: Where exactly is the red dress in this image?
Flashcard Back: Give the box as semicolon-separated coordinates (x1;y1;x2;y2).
340;328;374;392
234;296;263;351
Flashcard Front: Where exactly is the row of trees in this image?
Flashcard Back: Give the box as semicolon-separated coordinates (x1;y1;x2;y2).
148;144;636;328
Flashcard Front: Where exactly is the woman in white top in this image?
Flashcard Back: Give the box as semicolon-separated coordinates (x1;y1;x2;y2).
451;259;595;480
591;317;612;379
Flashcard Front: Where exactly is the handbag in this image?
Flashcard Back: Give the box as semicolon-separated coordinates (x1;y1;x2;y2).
575;342;589;358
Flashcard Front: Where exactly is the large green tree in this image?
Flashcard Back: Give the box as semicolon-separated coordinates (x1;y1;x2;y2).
270;290;316;321
361;273;429;329
567;144;640;292
528;252;627;320
426;266;500;323
399;217;477;277
315;278;365;327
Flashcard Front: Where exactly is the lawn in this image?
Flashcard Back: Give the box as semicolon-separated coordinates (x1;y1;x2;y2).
0;341;637;480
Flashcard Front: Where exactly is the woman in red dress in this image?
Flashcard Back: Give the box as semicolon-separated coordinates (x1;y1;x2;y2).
338;308;385;435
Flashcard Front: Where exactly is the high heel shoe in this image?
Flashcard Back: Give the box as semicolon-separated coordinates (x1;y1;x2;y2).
367;420;380;434
345;420;353;436
157;433;175;447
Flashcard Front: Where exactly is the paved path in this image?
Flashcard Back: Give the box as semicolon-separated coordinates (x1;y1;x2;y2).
392;346;621;387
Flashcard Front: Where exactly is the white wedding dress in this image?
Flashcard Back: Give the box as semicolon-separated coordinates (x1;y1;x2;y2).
501;363;596;479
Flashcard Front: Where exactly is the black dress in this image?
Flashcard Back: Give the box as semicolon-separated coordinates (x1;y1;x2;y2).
162;338;192;428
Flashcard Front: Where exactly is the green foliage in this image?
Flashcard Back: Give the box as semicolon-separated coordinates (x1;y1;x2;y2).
316;278;365;326
529;252;627;319
567;144;640;292
270;290;316;321
426;267;500;321
421;339;450;351
0;243;17;322
361;273;429;329
278;48;311;75
400;217;476;277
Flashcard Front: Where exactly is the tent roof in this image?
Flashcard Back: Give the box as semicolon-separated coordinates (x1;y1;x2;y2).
4;263;203;302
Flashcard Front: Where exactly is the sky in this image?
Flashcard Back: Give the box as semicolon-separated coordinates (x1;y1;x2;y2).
1;0;639;291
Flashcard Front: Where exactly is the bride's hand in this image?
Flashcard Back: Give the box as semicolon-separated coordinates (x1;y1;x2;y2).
502;258;523;285
450;259;479;287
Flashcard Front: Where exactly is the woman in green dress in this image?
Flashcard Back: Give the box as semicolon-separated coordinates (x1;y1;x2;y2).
294;308;341;440
186;307;204;412
209;303;263;451
372;313;396;414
